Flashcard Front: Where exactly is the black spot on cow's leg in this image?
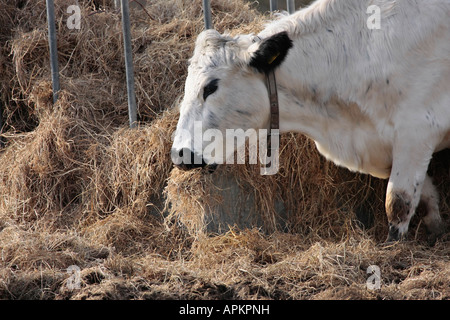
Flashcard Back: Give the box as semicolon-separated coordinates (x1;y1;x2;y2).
385;191;412;242
386;191;411;223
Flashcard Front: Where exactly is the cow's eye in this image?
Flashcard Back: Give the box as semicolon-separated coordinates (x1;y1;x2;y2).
203;79;219;101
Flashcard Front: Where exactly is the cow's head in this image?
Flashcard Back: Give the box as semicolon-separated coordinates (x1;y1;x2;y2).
171;29;293;171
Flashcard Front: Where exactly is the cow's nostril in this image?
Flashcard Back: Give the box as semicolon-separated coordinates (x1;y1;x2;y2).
171;148;184;166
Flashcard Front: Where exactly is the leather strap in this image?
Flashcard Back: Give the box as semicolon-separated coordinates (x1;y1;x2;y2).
266;70;280;131
264;70;280;165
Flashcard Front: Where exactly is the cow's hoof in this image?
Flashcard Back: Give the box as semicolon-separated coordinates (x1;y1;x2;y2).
385;223;407;244
426;226;445;246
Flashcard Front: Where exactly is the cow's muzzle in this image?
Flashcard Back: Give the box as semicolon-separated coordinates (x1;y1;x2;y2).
171;148;218;173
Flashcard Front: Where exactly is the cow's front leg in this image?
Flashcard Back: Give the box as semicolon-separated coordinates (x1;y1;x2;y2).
385;137;435;242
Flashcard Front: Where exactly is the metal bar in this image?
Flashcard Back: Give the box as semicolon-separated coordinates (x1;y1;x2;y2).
0;100;3;148
287;0;295;14
202;0;212;29
45;0;60;104
270;0;278;12
120;0;138;128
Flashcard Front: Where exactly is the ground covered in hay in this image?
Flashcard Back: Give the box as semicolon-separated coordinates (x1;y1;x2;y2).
0;0;448;300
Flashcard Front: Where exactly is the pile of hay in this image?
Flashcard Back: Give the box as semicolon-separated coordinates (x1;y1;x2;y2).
0;0;448;300
0;0;265;224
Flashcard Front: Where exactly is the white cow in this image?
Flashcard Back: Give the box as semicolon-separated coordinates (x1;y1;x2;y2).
171;0;450;243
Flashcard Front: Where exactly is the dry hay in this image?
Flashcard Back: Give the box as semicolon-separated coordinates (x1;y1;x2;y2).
0;0;448;300
2;0;266;132
182;230;450;299
167;134;395;242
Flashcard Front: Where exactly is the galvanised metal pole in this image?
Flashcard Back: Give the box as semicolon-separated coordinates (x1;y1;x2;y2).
287;0;295;14
0;100;3;148
45;0;60;104
120;0;137;128
202;0;212;29
270;0;278;12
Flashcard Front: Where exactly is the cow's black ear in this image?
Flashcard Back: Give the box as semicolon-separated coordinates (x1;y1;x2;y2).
249;32;293;74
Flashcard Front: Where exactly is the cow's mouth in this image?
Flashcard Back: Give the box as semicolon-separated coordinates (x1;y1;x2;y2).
205;163;218;174
171;148;219;173
173;162;218;174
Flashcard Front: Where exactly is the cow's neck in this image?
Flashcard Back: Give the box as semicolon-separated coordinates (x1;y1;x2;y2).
273;62;393;179
262;0;371;138
273;39;353;140
276;81;342;141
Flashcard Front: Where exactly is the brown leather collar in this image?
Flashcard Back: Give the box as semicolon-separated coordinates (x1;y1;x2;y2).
266;70;280;131
264;70;280;163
